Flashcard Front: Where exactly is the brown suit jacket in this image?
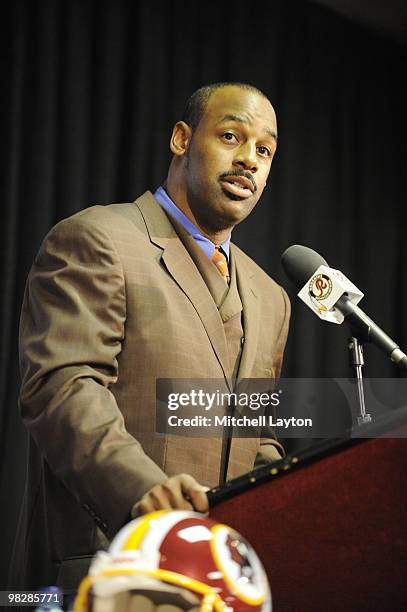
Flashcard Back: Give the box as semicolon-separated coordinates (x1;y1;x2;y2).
13;191;290;591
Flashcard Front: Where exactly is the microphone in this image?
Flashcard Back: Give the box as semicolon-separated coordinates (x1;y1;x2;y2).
281;245;407;370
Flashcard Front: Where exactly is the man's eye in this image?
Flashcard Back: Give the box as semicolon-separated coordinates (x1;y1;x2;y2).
222;132;237;142
257;145;271;156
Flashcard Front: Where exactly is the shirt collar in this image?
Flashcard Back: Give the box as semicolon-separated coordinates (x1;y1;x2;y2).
154;186;231;261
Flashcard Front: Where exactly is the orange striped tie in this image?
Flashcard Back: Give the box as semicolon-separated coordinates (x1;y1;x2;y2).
212;246;230;284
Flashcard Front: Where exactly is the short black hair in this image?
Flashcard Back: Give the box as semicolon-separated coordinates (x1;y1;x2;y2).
181;82;268;130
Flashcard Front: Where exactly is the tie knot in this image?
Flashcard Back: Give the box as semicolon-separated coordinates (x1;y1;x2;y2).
211;246;230;284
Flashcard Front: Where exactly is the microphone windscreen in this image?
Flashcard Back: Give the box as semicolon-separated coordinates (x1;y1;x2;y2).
281;245;329;288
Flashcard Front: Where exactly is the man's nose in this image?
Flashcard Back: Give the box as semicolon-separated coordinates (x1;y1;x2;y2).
233;142;258;173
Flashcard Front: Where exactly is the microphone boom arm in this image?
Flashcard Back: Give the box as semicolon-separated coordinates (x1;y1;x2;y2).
338;295;407;370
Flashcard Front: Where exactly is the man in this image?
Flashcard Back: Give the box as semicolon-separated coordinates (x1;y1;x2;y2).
13;83;290;593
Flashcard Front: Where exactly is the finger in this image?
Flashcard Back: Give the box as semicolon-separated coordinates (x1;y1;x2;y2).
136;490;168;515
134;498;155;515
147;484;176;510
161;478;194;511
187;488;209;513
179;475;210;513
138;480;194;514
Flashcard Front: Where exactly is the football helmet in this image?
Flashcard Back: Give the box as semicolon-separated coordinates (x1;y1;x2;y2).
74;510;271;611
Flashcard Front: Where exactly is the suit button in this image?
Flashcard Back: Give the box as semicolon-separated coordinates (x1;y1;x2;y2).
94;516;108;532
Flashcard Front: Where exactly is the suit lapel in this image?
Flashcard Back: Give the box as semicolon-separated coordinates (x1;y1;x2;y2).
232;245;261;382
134;192;231;382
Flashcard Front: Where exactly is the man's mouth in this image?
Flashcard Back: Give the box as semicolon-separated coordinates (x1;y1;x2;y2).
220;174;255;200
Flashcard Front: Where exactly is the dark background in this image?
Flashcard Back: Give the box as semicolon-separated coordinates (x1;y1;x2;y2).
1;0;406;589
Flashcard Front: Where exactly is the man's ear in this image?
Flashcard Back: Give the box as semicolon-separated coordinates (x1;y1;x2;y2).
170;121;192;157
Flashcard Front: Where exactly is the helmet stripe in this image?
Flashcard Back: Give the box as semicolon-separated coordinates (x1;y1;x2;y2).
123;509;169;551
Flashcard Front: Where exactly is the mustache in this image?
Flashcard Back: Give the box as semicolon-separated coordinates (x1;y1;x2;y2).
218;170;257;193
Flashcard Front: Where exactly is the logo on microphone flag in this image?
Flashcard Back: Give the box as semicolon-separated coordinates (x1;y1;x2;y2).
298;265;364;324
309;273;333;301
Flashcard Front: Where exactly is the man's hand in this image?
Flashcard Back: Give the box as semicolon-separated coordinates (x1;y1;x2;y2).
132;474;209;517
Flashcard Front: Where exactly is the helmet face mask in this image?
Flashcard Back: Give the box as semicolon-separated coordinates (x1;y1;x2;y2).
75;510;272;612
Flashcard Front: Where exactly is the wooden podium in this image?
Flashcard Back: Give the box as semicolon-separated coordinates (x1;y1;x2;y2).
207;410;407;612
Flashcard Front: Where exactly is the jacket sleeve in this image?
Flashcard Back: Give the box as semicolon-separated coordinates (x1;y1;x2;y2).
19;213;167;539
256;285;291;464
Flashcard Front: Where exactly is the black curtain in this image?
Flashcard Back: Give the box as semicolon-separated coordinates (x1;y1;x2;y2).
1;0;406;587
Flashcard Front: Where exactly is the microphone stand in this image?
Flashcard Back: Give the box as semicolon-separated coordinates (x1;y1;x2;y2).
348;336;372;426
